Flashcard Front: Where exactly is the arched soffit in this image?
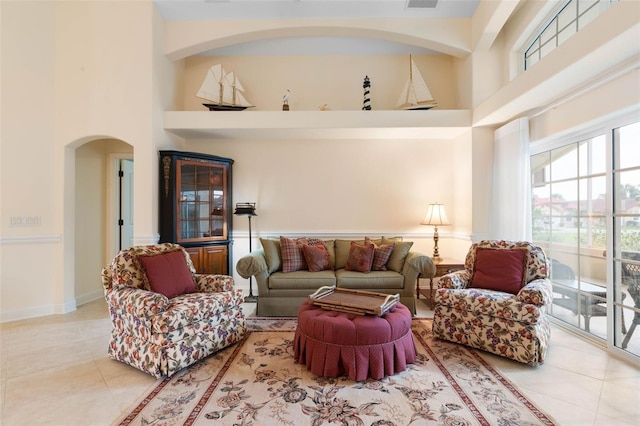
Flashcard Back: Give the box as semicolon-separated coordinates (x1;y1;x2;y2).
65;135;133;150
164;19;472;61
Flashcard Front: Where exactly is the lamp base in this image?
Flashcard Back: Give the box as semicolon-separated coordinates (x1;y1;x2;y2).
432;256;443;263
244;294;258;303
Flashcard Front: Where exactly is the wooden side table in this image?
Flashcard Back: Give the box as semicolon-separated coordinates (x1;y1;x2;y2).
417;258;465;309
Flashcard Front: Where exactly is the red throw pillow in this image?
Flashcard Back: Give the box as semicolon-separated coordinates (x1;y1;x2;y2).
471;248;528;294
345;241;375;273
280;237;324;273
365;237;394;271
139;250;197;298
280;237;309;273
302;243;332;272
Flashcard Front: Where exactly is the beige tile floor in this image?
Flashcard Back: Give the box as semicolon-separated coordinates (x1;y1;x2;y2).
1;298;639;425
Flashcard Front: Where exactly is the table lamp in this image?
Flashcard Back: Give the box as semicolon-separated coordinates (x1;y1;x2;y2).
421;203;450;262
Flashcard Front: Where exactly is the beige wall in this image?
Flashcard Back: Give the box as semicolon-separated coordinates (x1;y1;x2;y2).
529;69;640;142
1;1;62;319
1;0;637;321
187;137;458;231
1;1;180;321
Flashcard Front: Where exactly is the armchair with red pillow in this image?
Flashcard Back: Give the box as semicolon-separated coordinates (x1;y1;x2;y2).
101;243;246;378
432;240;552;366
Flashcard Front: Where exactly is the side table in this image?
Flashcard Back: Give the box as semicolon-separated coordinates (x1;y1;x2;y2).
417;258;465;309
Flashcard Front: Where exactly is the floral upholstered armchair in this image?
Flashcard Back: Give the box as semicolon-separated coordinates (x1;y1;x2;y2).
432;240;552;366
101;243;247;378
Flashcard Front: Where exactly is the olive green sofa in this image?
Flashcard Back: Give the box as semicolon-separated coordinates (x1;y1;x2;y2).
236;236;436;316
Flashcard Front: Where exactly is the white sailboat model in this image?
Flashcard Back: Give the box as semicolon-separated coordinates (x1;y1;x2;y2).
395;55;438;110
196;64;254;111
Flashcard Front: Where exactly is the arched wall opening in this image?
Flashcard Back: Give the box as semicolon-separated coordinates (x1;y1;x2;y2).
65;137;134;307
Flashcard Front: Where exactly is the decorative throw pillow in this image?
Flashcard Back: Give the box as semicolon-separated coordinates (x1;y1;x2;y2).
345;241;375;273
280;236;324;273
302;243;332;272
471;248;528;294
334;239;363;270
139;250;197;298
280;236;308;273
365;237;394;271
323;240;336;269
382;237;414;273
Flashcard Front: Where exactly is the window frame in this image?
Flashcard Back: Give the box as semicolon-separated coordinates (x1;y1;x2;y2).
522;0;618;71
530;113;640;361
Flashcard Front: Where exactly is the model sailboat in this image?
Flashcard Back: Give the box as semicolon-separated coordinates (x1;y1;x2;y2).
196;64;254;111
395;55;438;110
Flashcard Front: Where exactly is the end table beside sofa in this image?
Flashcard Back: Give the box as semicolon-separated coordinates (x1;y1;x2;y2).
417;258;465;309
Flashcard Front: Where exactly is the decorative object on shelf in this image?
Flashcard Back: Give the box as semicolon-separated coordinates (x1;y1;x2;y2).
396;55;438;110
282;89;291;111
234;202;258;302
197;64;254;111
421;202;450;261
362;75;371;110
318;104;330;111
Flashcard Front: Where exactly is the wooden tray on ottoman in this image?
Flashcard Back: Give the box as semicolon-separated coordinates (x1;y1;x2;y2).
308;286;399;316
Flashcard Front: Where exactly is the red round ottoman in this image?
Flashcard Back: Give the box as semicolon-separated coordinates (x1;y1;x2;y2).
293;300;416;381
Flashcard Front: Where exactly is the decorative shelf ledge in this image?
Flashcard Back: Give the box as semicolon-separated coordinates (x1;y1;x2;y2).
164;110;473;140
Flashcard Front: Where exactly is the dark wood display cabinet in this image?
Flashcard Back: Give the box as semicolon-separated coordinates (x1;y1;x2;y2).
159;151;234;275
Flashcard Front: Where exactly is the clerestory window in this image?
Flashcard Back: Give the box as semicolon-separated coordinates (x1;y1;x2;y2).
523;0;618;70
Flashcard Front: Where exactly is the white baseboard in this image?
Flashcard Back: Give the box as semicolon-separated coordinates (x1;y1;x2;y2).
0;299;76;323
75;290;104;306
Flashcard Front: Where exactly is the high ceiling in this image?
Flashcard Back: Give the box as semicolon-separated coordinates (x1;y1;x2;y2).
154;0;481;55
154;0;480;21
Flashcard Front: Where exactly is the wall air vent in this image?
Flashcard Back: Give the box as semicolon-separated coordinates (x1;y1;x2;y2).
406;0;438;8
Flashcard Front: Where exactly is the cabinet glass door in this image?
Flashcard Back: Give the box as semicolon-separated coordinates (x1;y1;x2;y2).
176;159;227;242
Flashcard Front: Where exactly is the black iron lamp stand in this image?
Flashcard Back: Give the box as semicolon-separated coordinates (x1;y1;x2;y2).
234;202;258;303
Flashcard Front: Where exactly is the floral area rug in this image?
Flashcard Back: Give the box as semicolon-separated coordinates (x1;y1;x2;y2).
116;318;556;426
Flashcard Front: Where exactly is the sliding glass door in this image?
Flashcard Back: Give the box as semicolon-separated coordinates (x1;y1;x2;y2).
613;122;640;353
531;120;639;357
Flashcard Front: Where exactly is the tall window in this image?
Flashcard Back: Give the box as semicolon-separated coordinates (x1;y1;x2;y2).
524;0;618;70
531;121;639;358
613;122;640;351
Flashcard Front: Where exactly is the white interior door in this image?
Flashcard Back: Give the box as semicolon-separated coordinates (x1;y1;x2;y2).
120;159;134;250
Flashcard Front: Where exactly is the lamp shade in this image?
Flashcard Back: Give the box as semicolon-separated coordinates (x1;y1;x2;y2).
421;203;450;226
234;202;257;216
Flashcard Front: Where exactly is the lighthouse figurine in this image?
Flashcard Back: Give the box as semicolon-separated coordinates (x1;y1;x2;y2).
362;76;371;110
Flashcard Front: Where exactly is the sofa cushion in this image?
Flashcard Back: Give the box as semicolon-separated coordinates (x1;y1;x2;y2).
366;237;394;271
471;248;528;294
345;241;375;273
336;269;404;289
260;237;282;273
382;237;414;273
323;239;336;269
268;270;337;290
302;243;332;272
139;250;196;298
